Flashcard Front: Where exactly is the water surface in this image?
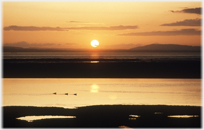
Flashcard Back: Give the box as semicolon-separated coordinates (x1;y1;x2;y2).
3;51;200;60
3;78;201;108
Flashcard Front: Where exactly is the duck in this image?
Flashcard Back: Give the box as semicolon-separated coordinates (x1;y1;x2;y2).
65;93;68;95
53;92;57;94
74;93;77;96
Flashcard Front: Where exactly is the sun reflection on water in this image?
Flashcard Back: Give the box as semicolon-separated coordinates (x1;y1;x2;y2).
90;84;99;93
90;61;99;63
109;94;117;100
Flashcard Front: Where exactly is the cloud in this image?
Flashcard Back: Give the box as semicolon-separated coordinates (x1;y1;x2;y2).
68;25;138;30
170;7;201;14
69;21;80;23
118;29;201;36
4;25;138;31
68;21;105;25
4;25;67;31
4;41;30;47
3;41;75;48
161;19;201;26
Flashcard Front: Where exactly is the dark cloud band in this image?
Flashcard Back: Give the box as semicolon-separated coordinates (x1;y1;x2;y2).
171;7;201;14
118;29;201;36
68;25;138;30
4;26;67;31
4;25;138;31
161;19;201;26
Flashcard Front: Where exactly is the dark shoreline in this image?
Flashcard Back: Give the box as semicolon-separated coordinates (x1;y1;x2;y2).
3;59;201;78
3;105;201;128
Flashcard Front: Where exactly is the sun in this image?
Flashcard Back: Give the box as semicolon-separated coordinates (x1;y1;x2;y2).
91;40;99;47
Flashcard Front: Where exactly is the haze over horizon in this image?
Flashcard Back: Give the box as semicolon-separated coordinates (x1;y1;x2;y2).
2;1;202;129
3;2;201;50
3;43;201;52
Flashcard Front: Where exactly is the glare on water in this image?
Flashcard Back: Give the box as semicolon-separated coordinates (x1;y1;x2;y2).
3;78;201;108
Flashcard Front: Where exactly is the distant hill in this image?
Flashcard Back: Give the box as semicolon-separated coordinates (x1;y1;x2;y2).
3;46;126;52
3;44;201;52
3;46;70;52
129;44;201;52
3;46;25;52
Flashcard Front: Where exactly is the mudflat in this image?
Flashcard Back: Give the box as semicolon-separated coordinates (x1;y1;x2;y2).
3;105;201;128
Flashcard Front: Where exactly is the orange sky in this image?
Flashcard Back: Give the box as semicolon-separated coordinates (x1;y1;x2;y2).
2;1;202;50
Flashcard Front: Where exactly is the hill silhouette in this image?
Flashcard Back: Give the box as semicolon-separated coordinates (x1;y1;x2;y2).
130;44;200;51
3;44;201;52
3;46;125;52
3;46;70;52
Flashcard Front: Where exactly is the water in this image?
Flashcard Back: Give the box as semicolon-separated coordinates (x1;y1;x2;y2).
17;116;76;122
3;51;201;60
3;78;201;108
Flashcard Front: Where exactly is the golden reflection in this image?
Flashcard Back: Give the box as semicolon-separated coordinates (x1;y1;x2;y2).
109;94;117;100
17;115;76;122
129;115;140;118
90;61;99;63
90;84;99;93
129;115;140;120
3;78;201;108
168;115;199;118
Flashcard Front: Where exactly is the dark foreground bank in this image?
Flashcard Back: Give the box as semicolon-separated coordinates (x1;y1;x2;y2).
3;59;201;78
3;105;201;128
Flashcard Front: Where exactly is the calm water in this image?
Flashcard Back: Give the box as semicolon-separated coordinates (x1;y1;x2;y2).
3;78;201;108
3;51;201;60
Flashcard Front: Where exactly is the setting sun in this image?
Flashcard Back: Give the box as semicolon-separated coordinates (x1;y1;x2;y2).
2;1;202;128
91;40;99;47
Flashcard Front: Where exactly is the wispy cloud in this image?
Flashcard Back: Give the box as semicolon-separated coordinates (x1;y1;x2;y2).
3;41;75;48
170;7;201;14
4;25;138;31
68;21;105;25
161;19;201;26
4;25;67;31
68;25;138;30
69;21;80;23
118;29;201;36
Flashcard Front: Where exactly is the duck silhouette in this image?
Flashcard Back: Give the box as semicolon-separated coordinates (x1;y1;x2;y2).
53;92;57;94
74;93;77;96
65;93;68;95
